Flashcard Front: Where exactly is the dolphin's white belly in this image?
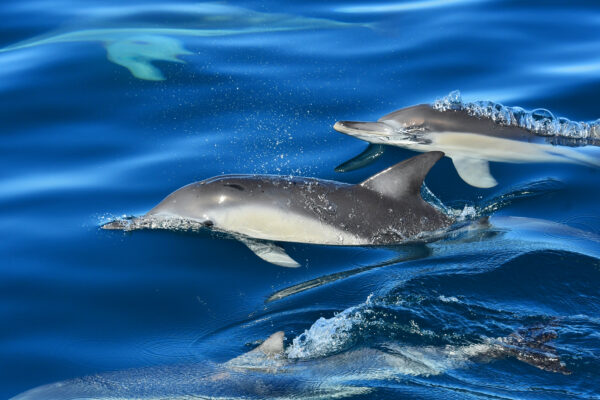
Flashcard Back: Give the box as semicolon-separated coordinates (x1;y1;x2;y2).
428;132;596;165
391;131;599;188
213;206;364;245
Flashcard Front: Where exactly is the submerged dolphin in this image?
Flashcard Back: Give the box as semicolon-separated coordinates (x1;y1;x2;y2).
102;152;452;267
334;104;600;188
11;326;569;400
0;3;359;81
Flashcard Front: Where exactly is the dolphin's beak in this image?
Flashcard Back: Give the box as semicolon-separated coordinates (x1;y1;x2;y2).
333;120;393;137
101;219;131;230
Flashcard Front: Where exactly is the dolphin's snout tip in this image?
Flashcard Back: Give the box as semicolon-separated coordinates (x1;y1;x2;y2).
333;120;346;132
333;120;358;135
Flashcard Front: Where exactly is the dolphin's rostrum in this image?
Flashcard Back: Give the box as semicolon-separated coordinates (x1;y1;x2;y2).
103;152;452;266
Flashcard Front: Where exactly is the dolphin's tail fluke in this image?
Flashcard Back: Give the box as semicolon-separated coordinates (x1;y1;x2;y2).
492;325;571;375
559;147;600;168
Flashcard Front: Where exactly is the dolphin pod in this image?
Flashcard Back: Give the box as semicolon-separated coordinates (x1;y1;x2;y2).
0;3;359;81
57;93;588;397
103;152;452;267
11;325;569;400
334;101;600;188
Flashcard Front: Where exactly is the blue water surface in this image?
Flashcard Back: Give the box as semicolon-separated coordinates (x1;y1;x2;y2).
1;0;599;398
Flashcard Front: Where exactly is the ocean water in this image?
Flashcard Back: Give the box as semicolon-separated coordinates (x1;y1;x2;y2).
1;0;600;399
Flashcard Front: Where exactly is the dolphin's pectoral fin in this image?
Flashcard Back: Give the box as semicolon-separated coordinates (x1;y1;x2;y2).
113;57;166;81
335;144;386;172
105;40;165;81
450;156;498;188
237;237;300;268
104;35;192;81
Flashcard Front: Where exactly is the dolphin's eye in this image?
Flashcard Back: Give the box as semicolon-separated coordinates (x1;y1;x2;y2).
224;183;244;191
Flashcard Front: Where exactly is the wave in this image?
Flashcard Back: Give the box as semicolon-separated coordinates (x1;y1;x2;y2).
286;248;600;363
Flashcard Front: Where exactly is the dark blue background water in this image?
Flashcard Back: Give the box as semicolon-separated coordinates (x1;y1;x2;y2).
1;1;599;398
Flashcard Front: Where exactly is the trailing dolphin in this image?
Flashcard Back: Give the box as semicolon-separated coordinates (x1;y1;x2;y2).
0;3;360;80
102;152;452;267
334;96;600;188
11;325;569;400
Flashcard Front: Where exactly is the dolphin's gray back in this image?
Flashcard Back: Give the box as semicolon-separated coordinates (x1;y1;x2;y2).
381;104;542;143
212;177;444;243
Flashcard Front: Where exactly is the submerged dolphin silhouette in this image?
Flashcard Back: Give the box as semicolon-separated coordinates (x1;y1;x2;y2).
0;3;359;80
334;104;600;188
11;326;569;400
102;152;452;267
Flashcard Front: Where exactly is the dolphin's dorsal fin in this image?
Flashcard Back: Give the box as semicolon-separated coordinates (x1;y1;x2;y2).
359;151;444;198
225;331;286;370
255;331;285;356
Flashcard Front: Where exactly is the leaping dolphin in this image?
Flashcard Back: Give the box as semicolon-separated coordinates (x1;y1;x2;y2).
11;326;569;399
334;104;600;188
102;152;452;267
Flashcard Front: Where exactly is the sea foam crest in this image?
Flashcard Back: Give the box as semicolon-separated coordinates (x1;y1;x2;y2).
286;294;385;360
286;304;367;360
433;90;600;144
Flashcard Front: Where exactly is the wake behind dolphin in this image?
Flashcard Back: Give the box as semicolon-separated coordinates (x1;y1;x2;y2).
334;91;600;188
0;3;361;80
102;152;452;267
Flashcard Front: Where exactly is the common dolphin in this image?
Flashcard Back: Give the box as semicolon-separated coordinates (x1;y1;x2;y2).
334;104;600;188
102;152;452;267
0;3;359;81
11;326;569;400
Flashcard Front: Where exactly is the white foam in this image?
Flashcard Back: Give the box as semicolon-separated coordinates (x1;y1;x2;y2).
433;90;600;142
438;295;460;303
286;306;365;359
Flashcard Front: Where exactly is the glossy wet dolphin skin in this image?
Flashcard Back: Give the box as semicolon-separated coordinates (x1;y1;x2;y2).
103;152;451;246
